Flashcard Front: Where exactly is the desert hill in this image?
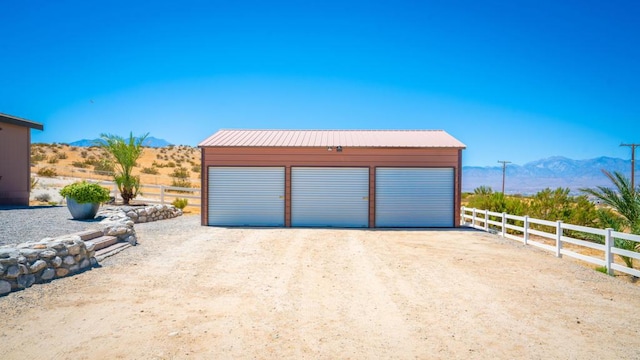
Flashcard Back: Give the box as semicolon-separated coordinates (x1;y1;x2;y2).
30;143;201;188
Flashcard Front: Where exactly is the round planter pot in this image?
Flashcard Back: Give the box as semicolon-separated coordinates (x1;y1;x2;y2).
66;197;100;220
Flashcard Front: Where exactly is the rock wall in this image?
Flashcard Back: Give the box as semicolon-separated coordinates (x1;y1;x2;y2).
119;204;183;223
0;235;96;295
0;204;182;296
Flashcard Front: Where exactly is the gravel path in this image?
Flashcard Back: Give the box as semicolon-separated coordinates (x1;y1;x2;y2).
0;206;103;246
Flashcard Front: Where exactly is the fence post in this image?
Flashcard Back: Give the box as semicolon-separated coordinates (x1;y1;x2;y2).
523;216;529;245
605;228;613;276
501;212;507;238
555;220;563;258
461;206;465;225
472;208;477;228
160;185;165;205
484;210;489;232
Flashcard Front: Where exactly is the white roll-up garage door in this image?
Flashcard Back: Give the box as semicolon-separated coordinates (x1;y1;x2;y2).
208;167;285;226
292;167;369;227
375;168;454;227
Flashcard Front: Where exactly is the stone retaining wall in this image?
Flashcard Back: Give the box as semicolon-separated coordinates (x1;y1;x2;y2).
0;235;96;295
120;204;183;223
0;204;183;296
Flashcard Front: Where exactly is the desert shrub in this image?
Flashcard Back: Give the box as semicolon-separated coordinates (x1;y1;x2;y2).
172;198;188;210
57;152;68;159
93;159;115;175
35;193;51;202
191;165;201;173
80;150;88;158
37;167;57;177
166;161;175;168
171;178;192;190
30;177;38;190
141;167;159;175
47;156;59;164
30;153;47;164
170;167;189;179
72;161;89;168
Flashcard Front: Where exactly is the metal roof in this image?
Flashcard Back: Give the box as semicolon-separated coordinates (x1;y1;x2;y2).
199;130;466;148
0;113;44;130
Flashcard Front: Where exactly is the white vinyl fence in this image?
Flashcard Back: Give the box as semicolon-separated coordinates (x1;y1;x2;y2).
96;181;201;208
461;207;640;278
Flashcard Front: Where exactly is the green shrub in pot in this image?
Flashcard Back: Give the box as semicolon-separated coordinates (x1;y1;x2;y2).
60;181;111;203
59;181;111;219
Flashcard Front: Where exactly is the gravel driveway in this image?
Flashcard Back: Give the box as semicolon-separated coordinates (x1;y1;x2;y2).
1;215;639;359
0;205;103;246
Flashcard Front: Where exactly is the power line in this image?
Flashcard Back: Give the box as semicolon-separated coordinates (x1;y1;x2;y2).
620;143;640;191
498;160;511;194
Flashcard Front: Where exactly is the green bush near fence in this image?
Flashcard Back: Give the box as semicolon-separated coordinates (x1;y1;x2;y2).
466;187;602;238
172;198;188;210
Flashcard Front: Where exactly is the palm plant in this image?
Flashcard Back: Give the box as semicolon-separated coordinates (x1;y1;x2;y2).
99;132;149;205
580;170;640;267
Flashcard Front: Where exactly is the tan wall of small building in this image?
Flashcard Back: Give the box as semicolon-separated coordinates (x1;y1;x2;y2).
200;146;463;227
0;123;31;205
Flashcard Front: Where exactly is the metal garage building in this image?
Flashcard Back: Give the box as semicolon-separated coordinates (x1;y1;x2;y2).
199;130;466;228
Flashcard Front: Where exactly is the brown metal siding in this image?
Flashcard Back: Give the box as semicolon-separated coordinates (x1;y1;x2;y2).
201;146;463;227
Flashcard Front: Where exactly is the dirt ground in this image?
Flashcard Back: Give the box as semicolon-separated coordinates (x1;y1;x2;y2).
1;215;639;359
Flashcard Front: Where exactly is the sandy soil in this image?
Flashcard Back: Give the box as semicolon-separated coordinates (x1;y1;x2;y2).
1;216;639;359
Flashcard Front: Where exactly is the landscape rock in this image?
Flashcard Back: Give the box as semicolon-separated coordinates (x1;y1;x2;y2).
39;250;57;259
17;274;36;289
29;260;47;273
0;280;11;295
41;268;55;281
5;266;19;279
51;256;63;267
56;268;69;277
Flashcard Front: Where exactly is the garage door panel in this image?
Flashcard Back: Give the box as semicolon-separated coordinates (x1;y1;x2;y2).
292;167;369;227
208;167;284;226
376;168;453;227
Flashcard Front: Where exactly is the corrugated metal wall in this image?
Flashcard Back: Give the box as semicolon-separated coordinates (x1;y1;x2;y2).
291;167;369;227
208;167;285;226
375;168;454;227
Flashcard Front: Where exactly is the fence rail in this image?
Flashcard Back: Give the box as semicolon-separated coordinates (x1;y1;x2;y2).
461;206;640;278
94;181;201;208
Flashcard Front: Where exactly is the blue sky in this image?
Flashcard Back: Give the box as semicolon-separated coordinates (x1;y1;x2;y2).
1;0;638;166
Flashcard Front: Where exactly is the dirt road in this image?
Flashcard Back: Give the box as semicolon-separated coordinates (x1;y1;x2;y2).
1;215;639;359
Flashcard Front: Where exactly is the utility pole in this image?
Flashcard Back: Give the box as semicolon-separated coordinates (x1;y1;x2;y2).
498;160;511;194
620;143;639;191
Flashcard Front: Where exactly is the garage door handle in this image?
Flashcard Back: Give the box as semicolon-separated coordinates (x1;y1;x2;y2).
362;196;368;200
279;196;285;199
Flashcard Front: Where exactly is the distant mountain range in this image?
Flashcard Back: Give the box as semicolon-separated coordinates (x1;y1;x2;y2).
68;136;172;148
463;156;637;194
